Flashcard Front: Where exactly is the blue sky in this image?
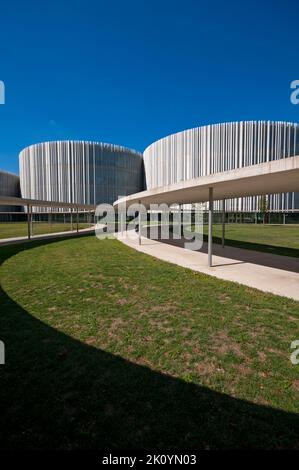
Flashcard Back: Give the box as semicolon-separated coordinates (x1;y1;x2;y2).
0;0;298;173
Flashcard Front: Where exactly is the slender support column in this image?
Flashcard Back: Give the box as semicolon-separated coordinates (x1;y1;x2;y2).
179;204;182;236
208;187;213;267
283;213;286;225
138;200;141;245
120;202;126;237
30;205;33;236
70;208;73;231
221;199;225;248
27;204;31;240
76;206;79;233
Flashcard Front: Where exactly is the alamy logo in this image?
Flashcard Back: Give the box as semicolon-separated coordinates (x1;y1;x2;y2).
290;80;299;105
290;340;299;365
0;340;5;365
0;80;5;104
95;201;204;251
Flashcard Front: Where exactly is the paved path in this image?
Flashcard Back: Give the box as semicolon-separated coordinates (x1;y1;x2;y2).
0;227;95;246
116;230;299;301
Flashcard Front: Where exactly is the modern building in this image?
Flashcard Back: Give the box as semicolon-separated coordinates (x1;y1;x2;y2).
143;121;299;212
19;141;144;211
12;121;299;215
0;169;21;212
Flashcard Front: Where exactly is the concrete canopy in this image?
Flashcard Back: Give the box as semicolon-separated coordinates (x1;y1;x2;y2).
114;156;299;208
0;196;97;210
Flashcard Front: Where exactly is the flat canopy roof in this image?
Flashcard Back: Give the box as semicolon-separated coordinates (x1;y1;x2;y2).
0;196;97;210
114;156;299;208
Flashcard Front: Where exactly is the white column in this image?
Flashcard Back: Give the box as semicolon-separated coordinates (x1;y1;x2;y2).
178;204;182;236
70;208;73;231
138;199;141;245
221;199;225;248
208;187;213;267
27;204;31;240
30;205;33;236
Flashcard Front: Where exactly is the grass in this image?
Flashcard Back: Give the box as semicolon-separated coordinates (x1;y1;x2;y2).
0;222;91;239
198;223;299;258
0;235;299;449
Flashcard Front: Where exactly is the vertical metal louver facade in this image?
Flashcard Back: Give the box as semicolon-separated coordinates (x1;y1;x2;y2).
0;170;21;212
143;121;299;211
19;141;144;211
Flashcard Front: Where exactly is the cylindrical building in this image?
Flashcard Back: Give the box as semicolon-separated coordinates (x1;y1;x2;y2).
19;141;144;210
143;121;299;211
0;170;21;212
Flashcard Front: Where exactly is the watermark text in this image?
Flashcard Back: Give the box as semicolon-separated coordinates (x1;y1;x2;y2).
0;340;5;365
95;202;204;251
290;80;299;105
0;80;5;104
290;340;299;365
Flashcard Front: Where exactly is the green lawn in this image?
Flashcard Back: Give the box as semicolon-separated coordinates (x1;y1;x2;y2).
200;223;299;258
0;235;299;449
0;222;91;239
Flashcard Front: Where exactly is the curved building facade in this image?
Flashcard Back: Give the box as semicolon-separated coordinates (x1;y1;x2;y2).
20;141;144;210
143;121;299;211
0;170;20;212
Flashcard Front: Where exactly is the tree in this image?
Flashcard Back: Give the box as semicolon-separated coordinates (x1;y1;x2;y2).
258;195;269;224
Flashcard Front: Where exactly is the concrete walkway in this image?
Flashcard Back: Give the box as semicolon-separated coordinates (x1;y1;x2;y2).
0;227;95;246
116;230;299;301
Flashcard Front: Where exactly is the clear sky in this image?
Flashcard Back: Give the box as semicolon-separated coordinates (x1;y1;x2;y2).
0;0;298;174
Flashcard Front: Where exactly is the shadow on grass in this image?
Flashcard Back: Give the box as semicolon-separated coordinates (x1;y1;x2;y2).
147;227;299;273
0;238;299;449
207;235;299;260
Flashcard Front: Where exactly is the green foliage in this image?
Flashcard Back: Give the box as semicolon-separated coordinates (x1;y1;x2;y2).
259;195;269;214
